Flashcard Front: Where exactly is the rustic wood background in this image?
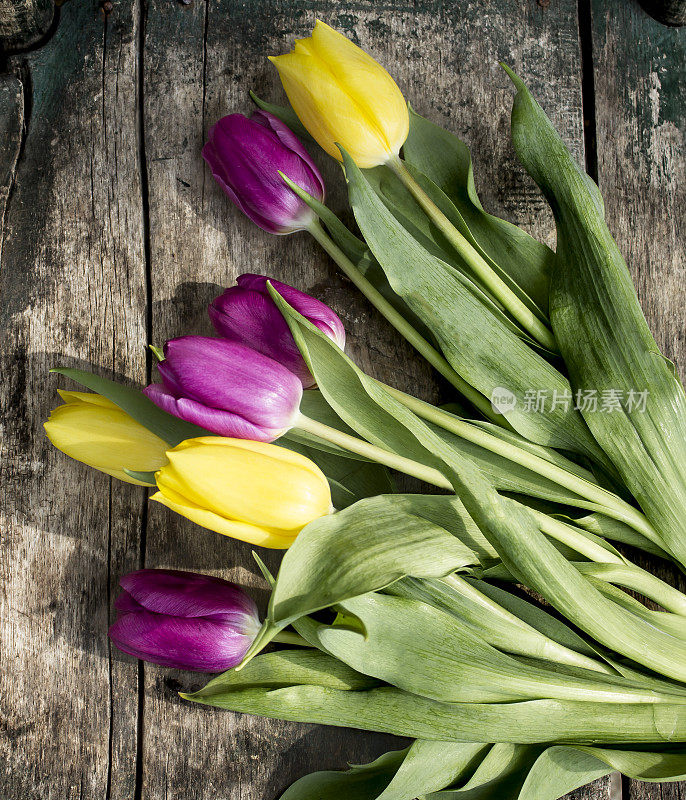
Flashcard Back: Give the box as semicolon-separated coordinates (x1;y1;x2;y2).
0;0;683;798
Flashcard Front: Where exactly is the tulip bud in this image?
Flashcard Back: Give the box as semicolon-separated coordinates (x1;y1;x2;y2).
151;437;332;548
109;569;261;671
143;336;303;441
269;21;409;169
209;274;345;388
202;110;325;234
44;391;168;485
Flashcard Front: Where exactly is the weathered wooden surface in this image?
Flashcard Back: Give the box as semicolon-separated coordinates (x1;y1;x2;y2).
0;0;54;50
0;0;681;797
592;3;685;799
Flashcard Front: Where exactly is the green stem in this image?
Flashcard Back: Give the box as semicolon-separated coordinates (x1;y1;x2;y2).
307;218;501;425
533;511;625;564
386;154;558;353
380;383;661;547
295;413;452;490
272;631;311;647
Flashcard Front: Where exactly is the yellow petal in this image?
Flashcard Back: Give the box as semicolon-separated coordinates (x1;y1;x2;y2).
150;491;295;549
156;437;331;532
44;393;169;484
309;21;409;155
270;23;408;168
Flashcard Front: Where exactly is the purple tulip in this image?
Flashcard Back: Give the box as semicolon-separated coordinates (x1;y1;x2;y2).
202;110;325;234
209;274;346;388
109;569;261;672
143;336;303;441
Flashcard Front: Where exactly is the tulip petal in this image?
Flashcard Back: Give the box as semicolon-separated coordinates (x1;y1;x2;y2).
109;609;254;671
209;288;315;388
147;336;303;440
237;274;346;349
202;114;322;234
150;489;296;549
119;568;260;624
44;396;169;484
143;383;286;442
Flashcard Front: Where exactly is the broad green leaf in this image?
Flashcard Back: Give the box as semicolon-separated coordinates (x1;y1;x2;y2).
272;292;686;681
403;107;553;313
268;494;481;630
186;651;686;744
339;148;608;466
301;592;686;705
279;749;407;800
387;576;607;673
505;66;686;566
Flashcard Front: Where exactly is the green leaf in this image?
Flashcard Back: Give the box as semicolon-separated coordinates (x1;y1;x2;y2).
278;740;488;800
186;650;686;744
339;148;608;466
504;65;686;566
268;494;481;630
300;592;686;706
51;367;211;445
403;107;553;314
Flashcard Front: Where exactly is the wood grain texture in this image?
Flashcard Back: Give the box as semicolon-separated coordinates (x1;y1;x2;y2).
2;0;681;797
0;0;54;50
0;1;145;797
592;3;685;799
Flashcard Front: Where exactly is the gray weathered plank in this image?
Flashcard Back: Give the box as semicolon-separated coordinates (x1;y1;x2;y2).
0;1;145;797
0;74;23;262
592;2;686;799
139;1;610;799
0;0;54;50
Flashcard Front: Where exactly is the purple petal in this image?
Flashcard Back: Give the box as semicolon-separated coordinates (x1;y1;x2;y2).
202;114;323;234
209;287;316;387
153;336;303;434
143;383;287;441
251;110;326;200
109;611;254;672
119;569;259;623
237;274;346;348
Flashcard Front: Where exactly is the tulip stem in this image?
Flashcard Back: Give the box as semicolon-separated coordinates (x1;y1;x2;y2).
386;154;558;353
272;630;312;647
295;413;452;491
377;382;661;547
306;218;502;425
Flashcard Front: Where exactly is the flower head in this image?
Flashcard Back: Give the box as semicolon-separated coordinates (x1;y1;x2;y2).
109;569;261;671
270;21;409;168
202;110;325;234
151;437;332;548
144;336;303;441
44;391;168;485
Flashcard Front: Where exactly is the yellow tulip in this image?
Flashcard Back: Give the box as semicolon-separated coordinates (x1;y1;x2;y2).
270;21;409;169
44;391;169;485
151;437;332;549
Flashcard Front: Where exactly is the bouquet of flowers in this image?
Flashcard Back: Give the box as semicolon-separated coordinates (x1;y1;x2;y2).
45;21;686;800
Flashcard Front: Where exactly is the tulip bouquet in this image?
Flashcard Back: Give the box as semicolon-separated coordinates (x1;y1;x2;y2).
45;20;686;800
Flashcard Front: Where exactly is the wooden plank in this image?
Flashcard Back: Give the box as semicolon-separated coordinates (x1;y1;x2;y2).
0;74;23;262
0;1;145;797
140;2;610;799
592;2;685;800
0;0;54;50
